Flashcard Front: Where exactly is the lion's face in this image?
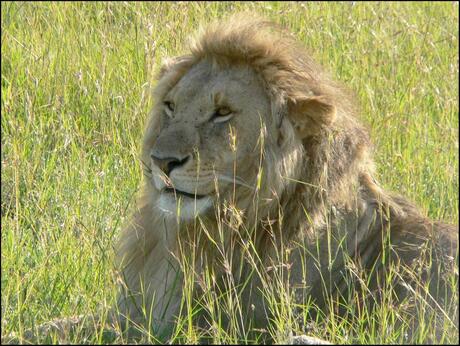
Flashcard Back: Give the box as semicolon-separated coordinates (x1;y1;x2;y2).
145;61;275;220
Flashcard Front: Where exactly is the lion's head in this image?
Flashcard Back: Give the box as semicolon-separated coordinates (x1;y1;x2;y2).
141;14;371;222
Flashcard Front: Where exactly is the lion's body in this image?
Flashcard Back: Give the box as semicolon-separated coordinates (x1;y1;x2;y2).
114;14;458;339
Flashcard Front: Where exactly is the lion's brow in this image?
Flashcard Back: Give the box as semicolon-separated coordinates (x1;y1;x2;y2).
211;91;224;104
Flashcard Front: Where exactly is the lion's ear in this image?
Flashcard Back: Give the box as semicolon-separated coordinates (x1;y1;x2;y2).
156;55;194;80
153;55;195;100
288;96;336;137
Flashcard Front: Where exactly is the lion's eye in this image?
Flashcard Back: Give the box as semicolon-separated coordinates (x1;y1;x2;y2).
164;101;175;114
212;107;233;123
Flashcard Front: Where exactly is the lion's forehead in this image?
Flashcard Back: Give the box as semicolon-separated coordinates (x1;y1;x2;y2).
171;62;267;110
173;61;212;92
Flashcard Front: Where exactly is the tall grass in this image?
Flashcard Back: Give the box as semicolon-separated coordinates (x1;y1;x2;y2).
1;2;458;344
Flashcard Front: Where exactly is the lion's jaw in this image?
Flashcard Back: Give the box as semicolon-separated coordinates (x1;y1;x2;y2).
151;167;215;220
156;193;214;221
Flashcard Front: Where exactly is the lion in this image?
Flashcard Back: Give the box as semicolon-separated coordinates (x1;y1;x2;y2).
8;13;455;345
110;14;459;343
111;13;458;342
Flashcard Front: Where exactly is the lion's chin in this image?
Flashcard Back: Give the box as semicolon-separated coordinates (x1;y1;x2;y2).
156;192;213;220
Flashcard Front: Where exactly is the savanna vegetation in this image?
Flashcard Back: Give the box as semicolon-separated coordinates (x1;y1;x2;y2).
1;2;458;344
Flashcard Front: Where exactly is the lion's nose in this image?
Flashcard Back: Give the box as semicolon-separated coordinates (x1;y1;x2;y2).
151;154;190;176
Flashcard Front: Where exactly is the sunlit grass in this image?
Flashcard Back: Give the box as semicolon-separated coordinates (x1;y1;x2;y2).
1;2;458;344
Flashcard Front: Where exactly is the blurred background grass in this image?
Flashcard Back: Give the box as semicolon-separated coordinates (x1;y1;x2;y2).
1;1;458;343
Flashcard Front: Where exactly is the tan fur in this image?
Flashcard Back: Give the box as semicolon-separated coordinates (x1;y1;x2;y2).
113;13;458;339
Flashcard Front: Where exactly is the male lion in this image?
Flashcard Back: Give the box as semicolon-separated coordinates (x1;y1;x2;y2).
112;14;458;343
4;13;456;346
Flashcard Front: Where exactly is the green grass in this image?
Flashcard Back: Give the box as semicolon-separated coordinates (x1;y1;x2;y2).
1;1;458;344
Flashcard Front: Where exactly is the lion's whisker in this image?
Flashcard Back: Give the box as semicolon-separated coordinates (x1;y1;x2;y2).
216;174;256;190
140;159;152;174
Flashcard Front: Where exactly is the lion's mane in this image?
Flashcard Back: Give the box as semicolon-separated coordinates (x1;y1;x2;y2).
114;13;458;336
